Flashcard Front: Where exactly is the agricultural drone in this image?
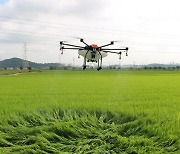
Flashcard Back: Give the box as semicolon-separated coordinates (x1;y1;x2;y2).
60;38;128;71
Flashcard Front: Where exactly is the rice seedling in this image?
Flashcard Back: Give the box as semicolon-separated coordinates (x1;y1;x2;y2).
0;70;179;153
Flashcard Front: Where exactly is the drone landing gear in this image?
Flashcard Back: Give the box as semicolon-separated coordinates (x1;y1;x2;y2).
83;65;86;70
82;50;89;70
83;58;87;70
97;60;102;71
97;52;103;71
97;67;102;71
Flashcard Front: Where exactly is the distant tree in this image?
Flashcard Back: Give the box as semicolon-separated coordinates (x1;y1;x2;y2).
129;67;134;70
176;66;180;69
144;66;148;70
153;67;158;70
19;66;23;70
4;67;7;70
49;65;59;70
49;66;54;70
63;66;68;70
149;67;152;70
27;66;32;72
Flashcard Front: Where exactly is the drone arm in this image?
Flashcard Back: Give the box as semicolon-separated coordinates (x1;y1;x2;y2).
99;41;114;48
101;47;128;51
101;47;128;56
101;47;129;59
60;47;84;50
102;50;123;59
60;46;85;55
80;39;90;47
101;50;120;54
60;42;84;48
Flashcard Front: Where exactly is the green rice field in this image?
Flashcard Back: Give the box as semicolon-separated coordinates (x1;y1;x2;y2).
0;70;179;153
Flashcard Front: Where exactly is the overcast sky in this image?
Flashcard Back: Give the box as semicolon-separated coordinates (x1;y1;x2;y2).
0;0;180;66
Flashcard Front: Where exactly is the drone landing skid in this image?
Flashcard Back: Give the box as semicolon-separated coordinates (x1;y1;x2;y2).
82;61;102;71
82;50;103;71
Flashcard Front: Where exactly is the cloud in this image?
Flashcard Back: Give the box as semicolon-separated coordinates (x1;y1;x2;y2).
0;0;9;5
0;0;180;64
0;0;108;19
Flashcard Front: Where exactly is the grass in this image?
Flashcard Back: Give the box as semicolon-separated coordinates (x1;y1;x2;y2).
0;70;179;153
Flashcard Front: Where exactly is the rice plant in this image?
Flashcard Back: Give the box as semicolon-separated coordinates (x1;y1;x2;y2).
0;70;179;153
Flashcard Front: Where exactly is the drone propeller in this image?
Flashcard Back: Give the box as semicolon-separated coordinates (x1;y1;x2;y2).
60;41;63;51
72;36;90;47
73;36;85;42
60;40;68;45
108;40;123;45
60;41;68;54
60;41;67;48
112;40;123;43
125;47;128;56
73;36;82;39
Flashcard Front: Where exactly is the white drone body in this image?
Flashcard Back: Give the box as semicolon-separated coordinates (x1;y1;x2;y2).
78;50;108;61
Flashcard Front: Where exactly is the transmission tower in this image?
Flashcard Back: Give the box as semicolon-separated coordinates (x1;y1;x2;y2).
23;42;29;69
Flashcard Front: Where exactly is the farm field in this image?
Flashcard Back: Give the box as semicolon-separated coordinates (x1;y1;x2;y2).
0;69;22;76
0;70;179;153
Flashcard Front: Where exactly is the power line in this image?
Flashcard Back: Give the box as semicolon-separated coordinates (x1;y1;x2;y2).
1;16;180;39
1;35;180;49
0;15;95;30
1;16;180;51
0;19;107;34
0;30;63;40
0;38;58;46
0;28;71;38
1;38;180;54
